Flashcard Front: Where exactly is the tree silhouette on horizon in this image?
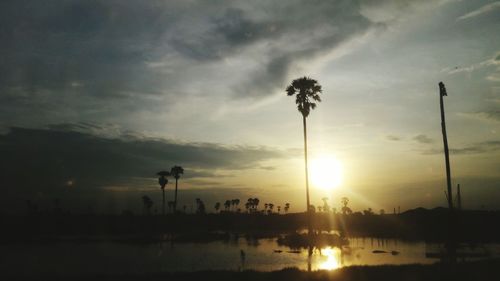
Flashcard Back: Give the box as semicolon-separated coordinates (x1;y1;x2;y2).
157;170;170;216
170;166;184;213
286;76;322;236
341;197;352;215
141;195;153;215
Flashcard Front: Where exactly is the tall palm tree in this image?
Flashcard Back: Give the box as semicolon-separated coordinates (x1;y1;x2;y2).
170;165;184;213
286;76;323;236
157;171;170;216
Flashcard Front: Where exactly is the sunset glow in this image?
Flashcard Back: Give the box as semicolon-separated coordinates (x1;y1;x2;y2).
310;156;343;191
318;247;342;270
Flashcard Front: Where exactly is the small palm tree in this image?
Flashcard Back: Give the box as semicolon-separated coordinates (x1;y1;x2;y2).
341;197;352;215
322;197;330;213
252;198;260;212
284;203;290;213
170;166;184;213
142;195;153;215
234;199;240;211
167;201;175;213
224;200;231;211
286;76;322;236
214;202;221;213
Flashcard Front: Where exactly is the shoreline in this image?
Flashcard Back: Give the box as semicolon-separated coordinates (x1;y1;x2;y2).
3;258;500;281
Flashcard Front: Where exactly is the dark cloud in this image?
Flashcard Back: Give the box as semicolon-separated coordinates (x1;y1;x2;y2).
0;0;381;127
0;125;288;199
386;135;402;141
413;134;434;144
421;140;500;155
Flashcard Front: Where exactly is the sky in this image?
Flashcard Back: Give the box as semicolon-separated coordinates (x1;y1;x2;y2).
1;0;499;214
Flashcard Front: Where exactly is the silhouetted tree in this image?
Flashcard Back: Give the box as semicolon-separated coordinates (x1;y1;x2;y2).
245;201;251;213
322;197;330;213
167;201;174;213
214;202;221;213
247;198;260;213
142;195;153;215
284;203;290;213
379;209;385;215
341;197;352;215
286;76;322;236
253;198;260;212
363;208;374;216
170;166;184;212
157;171;170;215
231;199;240;212
195;198;206;214
224;200;231;211
277;206;281;214
309;204;316;213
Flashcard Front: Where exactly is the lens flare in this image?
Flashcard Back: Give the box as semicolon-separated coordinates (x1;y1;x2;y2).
310;156;343;191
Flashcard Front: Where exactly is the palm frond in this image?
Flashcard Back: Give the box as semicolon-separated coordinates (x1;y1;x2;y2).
286;76;323;117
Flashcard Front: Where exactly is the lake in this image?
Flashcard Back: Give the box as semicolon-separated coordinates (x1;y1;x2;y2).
1;237;499;274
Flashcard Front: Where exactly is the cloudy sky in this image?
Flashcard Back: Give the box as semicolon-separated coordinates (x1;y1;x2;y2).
1;0;499;214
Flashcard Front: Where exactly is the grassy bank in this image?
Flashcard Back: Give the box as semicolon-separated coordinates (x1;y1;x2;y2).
4;259;500;281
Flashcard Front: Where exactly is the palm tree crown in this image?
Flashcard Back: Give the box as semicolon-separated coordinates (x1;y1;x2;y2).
170;166;184;179
286;76;322;118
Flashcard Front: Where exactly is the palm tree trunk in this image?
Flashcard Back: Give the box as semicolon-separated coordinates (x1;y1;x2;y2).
303;115;312;237
162;189;165;216
174;178;178;213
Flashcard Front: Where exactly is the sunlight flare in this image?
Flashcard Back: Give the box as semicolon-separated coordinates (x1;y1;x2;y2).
310;156;343;191
318;247;342;270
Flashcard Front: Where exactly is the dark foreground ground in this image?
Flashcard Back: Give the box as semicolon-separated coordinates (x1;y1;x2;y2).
3;208;500;243
5;259;500;281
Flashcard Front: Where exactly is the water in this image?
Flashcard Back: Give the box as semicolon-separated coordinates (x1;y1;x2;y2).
1;237;499;274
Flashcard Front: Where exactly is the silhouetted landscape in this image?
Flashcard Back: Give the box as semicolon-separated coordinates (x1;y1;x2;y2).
3;208;500;243
2;0;500;280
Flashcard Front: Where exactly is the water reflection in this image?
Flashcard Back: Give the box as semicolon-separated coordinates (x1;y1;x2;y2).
317;247;341;270
1;237;499;274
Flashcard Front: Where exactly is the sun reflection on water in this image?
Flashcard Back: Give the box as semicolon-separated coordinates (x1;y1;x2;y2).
317;247;342;270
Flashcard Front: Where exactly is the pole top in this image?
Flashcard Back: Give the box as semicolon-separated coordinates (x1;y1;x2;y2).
439;82;447;96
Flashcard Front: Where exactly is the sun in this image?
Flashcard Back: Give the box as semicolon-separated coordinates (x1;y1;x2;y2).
310;156;343;191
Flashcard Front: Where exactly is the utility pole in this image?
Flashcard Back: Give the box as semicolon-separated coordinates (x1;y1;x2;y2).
439;82;453;210
457;184;462;211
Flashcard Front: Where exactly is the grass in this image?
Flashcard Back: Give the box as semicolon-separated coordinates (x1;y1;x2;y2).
4;259;500;281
